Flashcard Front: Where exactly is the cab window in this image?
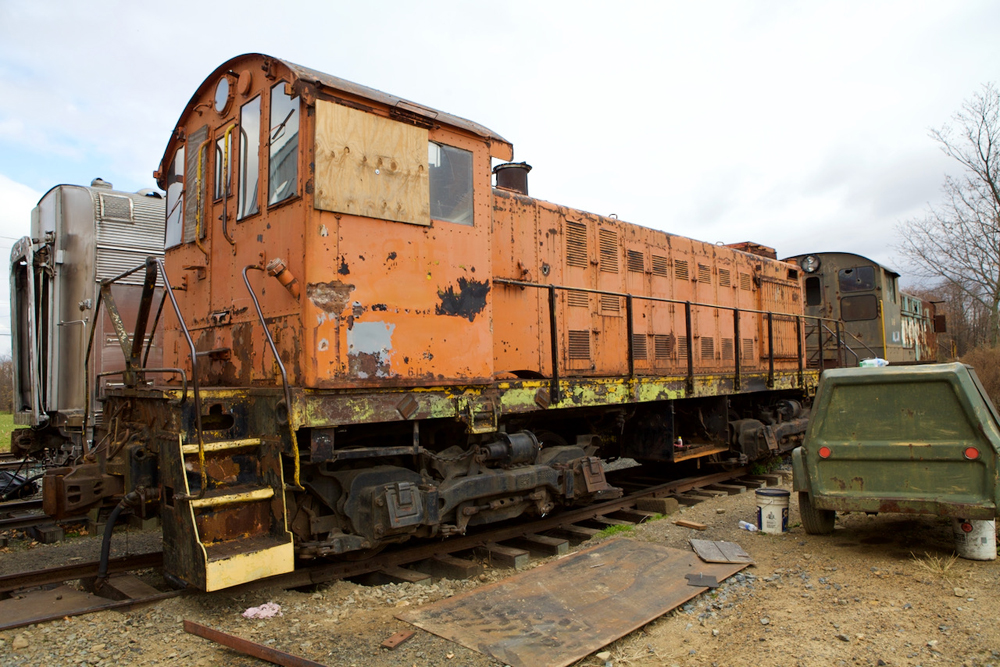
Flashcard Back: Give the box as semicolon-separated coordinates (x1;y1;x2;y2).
238;95;261;220
841;294;878;321
805;276;822;306
165;147;184;248
839;266;875;292
429;142;473;225
268;83;299;206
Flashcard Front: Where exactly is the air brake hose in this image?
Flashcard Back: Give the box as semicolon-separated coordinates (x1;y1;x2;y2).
94;489;143;590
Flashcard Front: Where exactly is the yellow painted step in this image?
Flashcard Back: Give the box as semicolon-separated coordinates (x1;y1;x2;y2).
188;486;273;509
181;438;263;455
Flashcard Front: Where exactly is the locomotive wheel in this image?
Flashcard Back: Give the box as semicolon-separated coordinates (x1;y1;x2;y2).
798;491;835;534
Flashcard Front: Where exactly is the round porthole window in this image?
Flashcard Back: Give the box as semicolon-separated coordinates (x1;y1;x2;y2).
215;76;232;114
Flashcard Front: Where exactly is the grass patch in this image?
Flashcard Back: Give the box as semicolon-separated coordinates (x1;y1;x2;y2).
596;524;636;539
0;413;13;454
911;551;959;579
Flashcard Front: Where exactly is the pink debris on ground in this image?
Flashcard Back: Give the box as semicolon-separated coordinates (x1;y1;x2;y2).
242;602;282;619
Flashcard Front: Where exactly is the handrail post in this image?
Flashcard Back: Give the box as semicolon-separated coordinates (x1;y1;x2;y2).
733;308;741;391
685;301;694;395
835;320;843;367
767;311;775;388
796;316;804;387
243;265;302;490
548;285;560;405
626;294;635;378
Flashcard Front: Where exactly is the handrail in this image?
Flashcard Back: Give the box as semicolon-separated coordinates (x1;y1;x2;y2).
82;257;207;499
242;265;302;490
494;276;848;393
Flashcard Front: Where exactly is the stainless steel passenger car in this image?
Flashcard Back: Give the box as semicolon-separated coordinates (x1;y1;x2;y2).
10;179;165;457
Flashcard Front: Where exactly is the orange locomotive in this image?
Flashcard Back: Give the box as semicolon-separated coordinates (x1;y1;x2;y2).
45;54;824;590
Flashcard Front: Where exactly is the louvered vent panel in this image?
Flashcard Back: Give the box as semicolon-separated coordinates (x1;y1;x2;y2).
675;260;689;281
566;221;588;268
698;264;711;284
678;336;689;358
654;334;675;360
743;338;755;360
95;192;165;251
701;337;715;360
719;269;731;287
740;273;752;291
627;250;644;273
599;229;619;273
600;294;621;313
722;338;734;360
568;330;591;360
99;194;133;222
567;291;589;308
632;334;647;360
652;255;669;276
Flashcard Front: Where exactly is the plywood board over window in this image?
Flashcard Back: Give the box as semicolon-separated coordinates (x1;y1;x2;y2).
314;100;430;225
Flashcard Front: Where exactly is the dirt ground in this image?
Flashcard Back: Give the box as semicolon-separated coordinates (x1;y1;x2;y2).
2;473;999;667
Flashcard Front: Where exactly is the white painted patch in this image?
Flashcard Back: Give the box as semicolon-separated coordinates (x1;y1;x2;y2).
319;224;329;237
318;338;329;352
347;321;396;377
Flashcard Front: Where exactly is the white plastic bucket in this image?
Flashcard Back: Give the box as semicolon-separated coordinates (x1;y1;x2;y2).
755;489;790;534
952;518;997;561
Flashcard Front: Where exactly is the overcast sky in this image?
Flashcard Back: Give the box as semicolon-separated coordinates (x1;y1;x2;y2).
0;1;998;356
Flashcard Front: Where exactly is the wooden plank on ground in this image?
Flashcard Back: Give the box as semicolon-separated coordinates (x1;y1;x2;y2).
506;534;569;557
477;543;530;570
690;539;754;564
397;539;748;667
673;519;707;531
704;483;746;495
381;630;415;649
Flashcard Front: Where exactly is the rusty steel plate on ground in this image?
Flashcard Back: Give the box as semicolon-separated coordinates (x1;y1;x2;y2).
0;585;104;629
396;539;749;667
690;539;755;564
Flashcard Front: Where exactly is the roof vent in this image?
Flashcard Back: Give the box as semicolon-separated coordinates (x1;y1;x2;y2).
493;162;532;196
91;178;113;189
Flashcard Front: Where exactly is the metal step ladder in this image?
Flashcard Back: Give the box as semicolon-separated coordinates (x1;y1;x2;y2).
173;435;294;591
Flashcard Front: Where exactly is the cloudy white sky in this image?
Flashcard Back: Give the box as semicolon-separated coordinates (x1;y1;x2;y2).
0;1;998;356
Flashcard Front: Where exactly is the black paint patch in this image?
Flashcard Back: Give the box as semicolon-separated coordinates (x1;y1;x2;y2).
358;254;366;262
338;257;350;275
435;278;490;322
372;303;388;311
387;251;397;261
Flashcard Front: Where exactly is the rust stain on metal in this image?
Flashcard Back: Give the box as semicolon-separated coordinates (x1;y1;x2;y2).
435;278;490;322
306;281;355;314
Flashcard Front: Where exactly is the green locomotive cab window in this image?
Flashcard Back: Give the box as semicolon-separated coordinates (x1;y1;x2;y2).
429;142;473;225
164;147;185;248
839;266;875;292
805;276;822;306
841;294;878;321
268;82;299;206
238;95;261;220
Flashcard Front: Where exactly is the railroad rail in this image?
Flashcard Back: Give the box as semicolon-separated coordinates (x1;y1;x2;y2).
0;466;785;631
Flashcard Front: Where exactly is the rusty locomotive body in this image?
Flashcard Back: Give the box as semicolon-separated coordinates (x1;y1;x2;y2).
41;54;839;590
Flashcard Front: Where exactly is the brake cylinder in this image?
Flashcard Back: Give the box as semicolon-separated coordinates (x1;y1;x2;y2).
480;431;540;465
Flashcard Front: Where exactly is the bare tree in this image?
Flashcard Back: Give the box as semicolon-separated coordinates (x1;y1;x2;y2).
898;83;1000;347
0;356;12;413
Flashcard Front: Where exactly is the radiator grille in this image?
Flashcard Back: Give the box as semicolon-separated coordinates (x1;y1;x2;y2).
698;263;711;284
99;194;133;222
651;254;669;276
678;336;689;359
599;229;619;273
722;337;734;360
743;338;755;360
654;334;675;360
600;294;621;313
675;259;689;281
719;269;731;287
701;337;715;360
627;250;644;273
568;330;591;360
632;334;647;360
740;273;752;291
566;221;588;268
567;290;589;308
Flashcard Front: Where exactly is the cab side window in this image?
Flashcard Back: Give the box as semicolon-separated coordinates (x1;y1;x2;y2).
268;83;299;206
839;266;875;292
429;142;473;225
165;148;185;248
238;95;261;220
